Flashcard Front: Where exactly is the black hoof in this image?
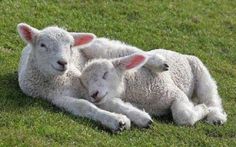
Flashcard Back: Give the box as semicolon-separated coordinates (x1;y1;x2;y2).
145;120;153;128
164;63;169;68
213;120;223;125
163;64;169;71
119;121;125;127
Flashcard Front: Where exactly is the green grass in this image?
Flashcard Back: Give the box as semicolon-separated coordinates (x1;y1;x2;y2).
0;0;235;146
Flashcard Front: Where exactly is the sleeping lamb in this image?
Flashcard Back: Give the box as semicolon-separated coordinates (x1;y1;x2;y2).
80;51;227;126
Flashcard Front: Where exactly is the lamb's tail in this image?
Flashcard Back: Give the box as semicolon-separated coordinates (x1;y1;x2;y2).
186;55;227;125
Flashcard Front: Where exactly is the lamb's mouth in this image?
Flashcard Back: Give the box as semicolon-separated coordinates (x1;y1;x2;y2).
51;65;67;72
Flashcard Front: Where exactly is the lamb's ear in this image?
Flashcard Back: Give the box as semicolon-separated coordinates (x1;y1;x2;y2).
70;33;96;48
17;23;39;44
112;53;148;71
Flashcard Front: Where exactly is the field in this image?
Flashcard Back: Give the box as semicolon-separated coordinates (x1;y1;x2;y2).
0;0;235;146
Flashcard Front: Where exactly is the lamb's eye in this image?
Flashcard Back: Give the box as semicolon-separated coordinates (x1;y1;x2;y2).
40;43;46;48
70;44;73;48
102;72;108;79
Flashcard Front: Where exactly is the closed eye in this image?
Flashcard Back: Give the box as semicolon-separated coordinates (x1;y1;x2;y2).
102;71;108;79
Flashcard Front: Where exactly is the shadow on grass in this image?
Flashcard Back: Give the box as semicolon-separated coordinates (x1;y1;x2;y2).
153;113;174;125
0;71;110;133
0;71;35;109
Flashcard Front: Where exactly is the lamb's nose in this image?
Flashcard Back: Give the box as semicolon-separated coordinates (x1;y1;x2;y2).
57;60;67;67
91;91;99;99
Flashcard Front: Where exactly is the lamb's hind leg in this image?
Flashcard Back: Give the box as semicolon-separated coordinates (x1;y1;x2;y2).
170;89;209;126
145;50;169;72
187;56;227;125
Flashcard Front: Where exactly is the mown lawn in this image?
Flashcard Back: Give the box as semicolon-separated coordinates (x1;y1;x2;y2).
0;0;235;146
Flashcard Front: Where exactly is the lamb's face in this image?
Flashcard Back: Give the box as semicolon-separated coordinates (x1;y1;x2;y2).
80;60;123;104
33;27;74;76
17;23;96;76
81;54;148;104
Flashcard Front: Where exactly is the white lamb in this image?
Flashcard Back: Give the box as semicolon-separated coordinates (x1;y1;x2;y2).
80;51;227;126
17;23;168;132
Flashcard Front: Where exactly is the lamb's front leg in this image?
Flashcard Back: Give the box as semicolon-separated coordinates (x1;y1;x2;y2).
51;96;131;132
98;98;153;128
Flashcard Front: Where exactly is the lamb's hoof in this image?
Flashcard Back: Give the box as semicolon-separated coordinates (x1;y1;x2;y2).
119;121;126;128
213;120;224;125
146;53;168;72
113;121;127;133
112;115;131;133
144;120;153;128
163;63;169;71
133;112;153;128
206;109;227;125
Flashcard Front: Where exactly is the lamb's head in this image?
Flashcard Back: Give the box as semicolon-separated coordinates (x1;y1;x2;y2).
80;53;148;104
17;23;96;76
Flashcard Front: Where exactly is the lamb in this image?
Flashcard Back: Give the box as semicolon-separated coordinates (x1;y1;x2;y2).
80;51;227;126
17;23;168;132
17;23;132;132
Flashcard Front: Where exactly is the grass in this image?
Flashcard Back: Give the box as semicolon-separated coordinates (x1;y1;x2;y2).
0;0;235;146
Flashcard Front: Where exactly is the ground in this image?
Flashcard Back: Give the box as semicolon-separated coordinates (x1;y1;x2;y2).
0;0;235;146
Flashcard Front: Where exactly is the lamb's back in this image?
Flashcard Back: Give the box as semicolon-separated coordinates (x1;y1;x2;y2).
122;68;175;115
122;49;195;115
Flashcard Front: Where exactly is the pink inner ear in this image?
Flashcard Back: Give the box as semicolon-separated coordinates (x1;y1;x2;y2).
20;26;32;42
74;35;94;46
125;55;145;69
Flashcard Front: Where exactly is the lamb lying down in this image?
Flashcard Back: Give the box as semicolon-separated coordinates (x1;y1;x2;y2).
80;50;227;126
79;53;170;128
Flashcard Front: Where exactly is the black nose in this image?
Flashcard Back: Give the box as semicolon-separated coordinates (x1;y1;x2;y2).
91;91;99;99
57;60;67;67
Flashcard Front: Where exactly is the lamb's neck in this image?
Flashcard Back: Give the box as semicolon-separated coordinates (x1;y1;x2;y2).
73;50;88;71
